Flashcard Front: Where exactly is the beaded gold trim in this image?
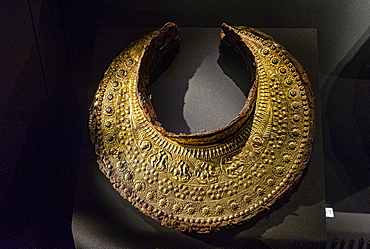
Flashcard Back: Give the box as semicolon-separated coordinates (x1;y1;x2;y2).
89;23;314;233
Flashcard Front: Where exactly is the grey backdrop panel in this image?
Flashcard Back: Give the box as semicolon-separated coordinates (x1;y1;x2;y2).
74;27;324;249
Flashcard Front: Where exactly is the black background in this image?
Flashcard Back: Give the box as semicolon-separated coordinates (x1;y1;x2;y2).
71;27;324;249
1;0;369;248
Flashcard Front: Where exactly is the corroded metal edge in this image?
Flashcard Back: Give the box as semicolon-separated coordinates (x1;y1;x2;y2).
89;23;315;233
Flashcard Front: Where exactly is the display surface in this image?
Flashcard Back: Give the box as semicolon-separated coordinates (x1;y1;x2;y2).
89;23;314;233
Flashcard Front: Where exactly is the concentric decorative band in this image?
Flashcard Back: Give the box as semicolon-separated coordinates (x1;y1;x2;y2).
89;22;314;233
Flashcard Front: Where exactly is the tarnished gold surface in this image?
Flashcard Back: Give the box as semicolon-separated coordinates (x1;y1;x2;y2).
89;23;314;233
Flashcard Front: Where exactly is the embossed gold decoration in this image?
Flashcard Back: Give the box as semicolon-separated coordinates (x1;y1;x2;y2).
89;23;314;233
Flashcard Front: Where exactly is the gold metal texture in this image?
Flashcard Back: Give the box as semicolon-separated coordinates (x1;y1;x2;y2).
89;22;315;233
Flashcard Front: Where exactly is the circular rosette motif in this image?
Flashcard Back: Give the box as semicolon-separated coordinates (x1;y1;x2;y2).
184;204;196;215
172;203;182;213
273;165;286;176
200;206;211;216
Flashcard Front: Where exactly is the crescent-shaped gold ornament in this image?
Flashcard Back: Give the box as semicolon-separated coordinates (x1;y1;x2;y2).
89;22;314;233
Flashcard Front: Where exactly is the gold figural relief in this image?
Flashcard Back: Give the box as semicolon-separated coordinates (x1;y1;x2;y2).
89;23;314;233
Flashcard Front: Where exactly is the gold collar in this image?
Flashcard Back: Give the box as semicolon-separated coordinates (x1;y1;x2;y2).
89;23;314;233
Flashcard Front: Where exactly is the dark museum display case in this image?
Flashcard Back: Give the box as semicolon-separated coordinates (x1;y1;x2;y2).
1;1;369;248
